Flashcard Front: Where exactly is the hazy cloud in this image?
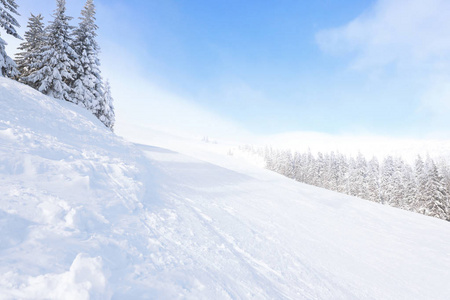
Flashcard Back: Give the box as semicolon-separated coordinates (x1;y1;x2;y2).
316;0;450;136
316;0;450;70
100;41;249;140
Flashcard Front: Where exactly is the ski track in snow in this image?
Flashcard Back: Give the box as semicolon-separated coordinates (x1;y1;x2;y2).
1;78;450;299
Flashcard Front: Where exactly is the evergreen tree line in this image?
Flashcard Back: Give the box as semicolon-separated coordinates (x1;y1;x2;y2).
0;0;114;130
240;145;450;221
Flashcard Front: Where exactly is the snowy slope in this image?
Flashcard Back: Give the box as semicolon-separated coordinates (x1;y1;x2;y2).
1;77;450;299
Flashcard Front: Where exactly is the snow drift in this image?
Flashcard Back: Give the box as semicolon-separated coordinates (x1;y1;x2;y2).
1;77;450;299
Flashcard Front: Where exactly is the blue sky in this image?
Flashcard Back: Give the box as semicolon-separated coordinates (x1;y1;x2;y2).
4;0;450;138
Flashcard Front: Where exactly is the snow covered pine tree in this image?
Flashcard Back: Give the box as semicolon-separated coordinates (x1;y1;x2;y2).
15;14;45;86
72;0;103;113
424;159;449;220
72;0;115;130
100;79;115;130
24;0;78;102
0;0;21;77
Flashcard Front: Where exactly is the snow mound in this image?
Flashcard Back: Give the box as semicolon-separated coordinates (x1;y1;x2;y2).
0;78;147;299
3;254;109;300
1;78;450;299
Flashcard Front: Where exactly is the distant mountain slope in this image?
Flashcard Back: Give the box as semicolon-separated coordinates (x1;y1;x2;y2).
1;77;450;299
256;131;450;163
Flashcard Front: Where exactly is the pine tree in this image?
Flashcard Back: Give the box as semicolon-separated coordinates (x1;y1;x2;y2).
292;152;303;182
424;160;448;220
354;153;369;199
327;152;340;191
314;152;326;187
321;153;333;190
389;158;406;208
277;150;293;177
336;153;349;194
294;152;305;183
264;147;275;171
0;37;15;76
380;156;395;205
367;157;381;202
437;160;450;215
72;0;104;114
346;157;357;196
400;163;416;210
100;80;115;130
15;14;45;83
414;155;427;213
0;0;21;77
305;150;316;186
25;0;78;101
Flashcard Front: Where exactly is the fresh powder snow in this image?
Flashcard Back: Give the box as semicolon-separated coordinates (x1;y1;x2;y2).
1;77;450;299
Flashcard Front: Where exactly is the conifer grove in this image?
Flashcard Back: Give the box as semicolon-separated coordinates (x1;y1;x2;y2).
0;0;114;130
239;146;450;221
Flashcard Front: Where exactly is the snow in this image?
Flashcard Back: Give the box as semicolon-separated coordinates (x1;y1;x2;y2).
1;77;450;299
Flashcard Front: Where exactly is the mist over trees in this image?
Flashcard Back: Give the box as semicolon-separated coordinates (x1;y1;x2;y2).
241;146;450;221
1;0;114;130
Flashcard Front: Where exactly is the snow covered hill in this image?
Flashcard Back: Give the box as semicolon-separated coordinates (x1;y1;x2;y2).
1;77;450;299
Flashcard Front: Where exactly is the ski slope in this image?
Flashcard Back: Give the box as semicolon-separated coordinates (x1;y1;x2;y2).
1;77;450;299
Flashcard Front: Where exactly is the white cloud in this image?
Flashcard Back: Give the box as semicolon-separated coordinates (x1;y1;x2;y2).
316;0;450;136
316;0;450;70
